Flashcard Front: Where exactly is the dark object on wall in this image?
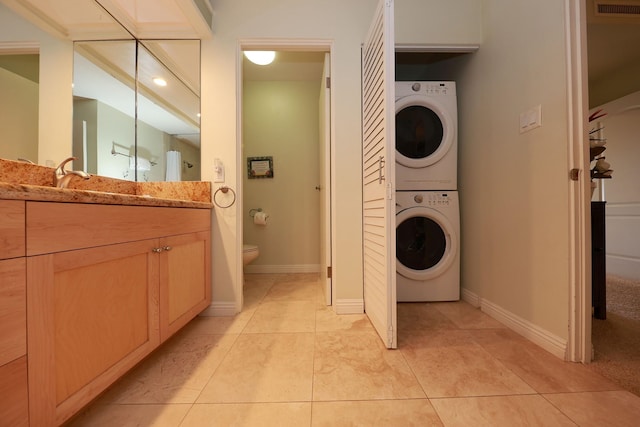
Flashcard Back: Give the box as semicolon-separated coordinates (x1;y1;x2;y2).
592;201;607;320
247;156;274;179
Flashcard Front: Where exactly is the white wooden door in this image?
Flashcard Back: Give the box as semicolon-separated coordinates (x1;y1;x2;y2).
362;0;396;349
319;52;332;305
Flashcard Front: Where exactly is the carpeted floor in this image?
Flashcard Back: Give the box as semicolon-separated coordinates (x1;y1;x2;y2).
589;274;640;397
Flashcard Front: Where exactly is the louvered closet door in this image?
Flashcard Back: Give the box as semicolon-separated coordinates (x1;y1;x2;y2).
362;0;396;349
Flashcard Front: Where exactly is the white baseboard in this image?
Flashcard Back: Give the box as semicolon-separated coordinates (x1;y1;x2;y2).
461;289;566;360
461;288;480;308
606;202;640;280
607;255;640;281
334;298;364;314
199;301;237;317
243;264;321;274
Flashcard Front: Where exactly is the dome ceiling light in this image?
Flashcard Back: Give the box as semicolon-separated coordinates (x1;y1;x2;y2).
152;77;167;86
244;51;276;65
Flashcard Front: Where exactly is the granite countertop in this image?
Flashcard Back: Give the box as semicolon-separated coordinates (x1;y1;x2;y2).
0;158;213;209
0;182;213;209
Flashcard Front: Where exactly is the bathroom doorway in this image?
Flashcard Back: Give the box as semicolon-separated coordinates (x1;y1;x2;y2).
239;43;333;309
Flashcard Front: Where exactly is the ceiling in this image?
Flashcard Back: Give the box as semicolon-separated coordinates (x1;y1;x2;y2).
0;0;212;39
587;22;640;83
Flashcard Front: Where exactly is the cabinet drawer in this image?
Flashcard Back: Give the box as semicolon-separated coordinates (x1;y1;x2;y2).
0;258;26;366
0;356;29;427
26;202;211;255
0;200;25;259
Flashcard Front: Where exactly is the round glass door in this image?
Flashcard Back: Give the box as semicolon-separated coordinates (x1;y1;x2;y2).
395;95;454;169
397;216;446;270
396;106;443;160
396;207;457;280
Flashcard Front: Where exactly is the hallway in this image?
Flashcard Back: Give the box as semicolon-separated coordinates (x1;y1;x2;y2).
69;273;640;426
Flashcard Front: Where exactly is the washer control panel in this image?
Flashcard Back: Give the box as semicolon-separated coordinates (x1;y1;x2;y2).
414;192;451;206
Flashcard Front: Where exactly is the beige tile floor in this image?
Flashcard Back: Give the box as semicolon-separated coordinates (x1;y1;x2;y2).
69;273;640;426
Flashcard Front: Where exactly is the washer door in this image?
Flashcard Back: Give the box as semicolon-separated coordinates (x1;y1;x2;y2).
396;206;457;280
395;95;454;169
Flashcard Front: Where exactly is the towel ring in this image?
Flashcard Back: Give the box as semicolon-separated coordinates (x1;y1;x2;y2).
213;186;236;208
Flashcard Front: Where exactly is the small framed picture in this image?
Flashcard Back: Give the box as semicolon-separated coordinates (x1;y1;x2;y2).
247;156;274;179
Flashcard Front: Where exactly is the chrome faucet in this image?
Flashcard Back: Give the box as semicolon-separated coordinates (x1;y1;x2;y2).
54;157;90;188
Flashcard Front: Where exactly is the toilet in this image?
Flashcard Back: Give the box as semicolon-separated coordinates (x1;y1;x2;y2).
243;244;259;265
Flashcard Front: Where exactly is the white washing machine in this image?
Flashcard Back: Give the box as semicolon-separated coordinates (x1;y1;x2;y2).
396;191;460;302
395;81;458;191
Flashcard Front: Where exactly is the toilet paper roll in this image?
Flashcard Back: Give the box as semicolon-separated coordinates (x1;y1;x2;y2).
254;211;268;225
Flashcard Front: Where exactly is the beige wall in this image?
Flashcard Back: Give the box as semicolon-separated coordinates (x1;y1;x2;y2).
395;0;482;46
456;0;572;340
0;66;38;161
242;80;321;272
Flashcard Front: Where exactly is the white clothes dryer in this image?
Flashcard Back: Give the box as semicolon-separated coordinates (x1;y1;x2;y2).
396;191;460;302
395;81;458;191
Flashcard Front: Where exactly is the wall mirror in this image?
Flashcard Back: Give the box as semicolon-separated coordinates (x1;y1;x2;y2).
0;49;39;163
73;39;201;182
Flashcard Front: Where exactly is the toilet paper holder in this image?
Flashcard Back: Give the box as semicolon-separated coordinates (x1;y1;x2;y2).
249;208;263;217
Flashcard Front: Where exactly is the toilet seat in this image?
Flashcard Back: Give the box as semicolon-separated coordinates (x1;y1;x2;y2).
243;244;258;253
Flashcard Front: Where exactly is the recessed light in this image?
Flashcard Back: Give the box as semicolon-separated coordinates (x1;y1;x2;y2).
152;77;167;87
244;51;276;65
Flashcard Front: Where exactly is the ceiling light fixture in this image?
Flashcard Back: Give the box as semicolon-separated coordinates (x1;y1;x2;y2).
152;77;167;87
244;51;276;65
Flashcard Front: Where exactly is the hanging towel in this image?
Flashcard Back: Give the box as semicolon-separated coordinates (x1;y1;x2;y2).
166;151;181;181
129;156;152;171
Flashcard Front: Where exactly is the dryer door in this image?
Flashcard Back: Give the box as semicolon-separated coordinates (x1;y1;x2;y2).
395;95;455;168
396;206;457;280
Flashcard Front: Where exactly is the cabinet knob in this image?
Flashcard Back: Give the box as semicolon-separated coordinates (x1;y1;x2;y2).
162;246;172;251
152;247;163;253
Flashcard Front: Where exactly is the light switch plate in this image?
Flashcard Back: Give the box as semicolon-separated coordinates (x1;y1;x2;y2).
519;105;542;134
213;158;225;183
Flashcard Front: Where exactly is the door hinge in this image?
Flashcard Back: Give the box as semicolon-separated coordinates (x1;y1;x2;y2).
327;266;332;278
326;76;331;89
569;168;580;181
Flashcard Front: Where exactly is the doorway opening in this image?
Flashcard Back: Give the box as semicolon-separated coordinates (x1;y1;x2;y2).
238;43;333;312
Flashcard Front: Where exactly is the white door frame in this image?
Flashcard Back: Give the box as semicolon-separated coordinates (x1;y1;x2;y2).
320;52;332;305
235;39;335;311
565;0;592;363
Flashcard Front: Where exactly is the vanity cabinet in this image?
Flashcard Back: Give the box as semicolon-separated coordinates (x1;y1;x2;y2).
0;200;29;426
160;231;211;342
24;201;211;426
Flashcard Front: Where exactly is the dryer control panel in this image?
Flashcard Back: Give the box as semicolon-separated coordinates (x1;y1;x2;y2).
410;81;454;96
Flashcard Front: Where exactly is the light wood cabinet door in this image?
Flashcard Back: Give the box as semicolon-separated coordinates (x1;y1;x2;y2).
0;258;28;426
159;231;211;342
0;258;26;366
0;356;29;426
0;200;25;260
27;239;161;426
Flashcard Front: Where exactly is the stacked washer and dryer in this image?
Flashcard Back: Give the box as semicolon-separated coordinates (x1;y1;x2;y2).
395;81;460;302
